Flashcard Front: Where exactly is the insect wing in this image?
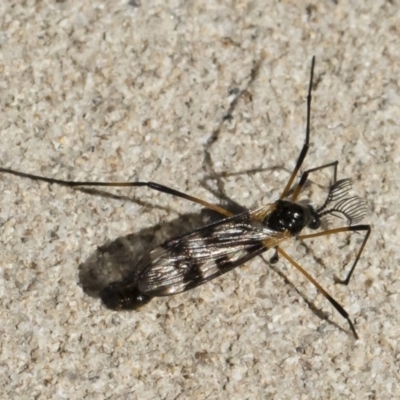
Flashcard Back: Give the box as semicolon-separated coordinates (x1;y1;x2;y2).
136;208;282;296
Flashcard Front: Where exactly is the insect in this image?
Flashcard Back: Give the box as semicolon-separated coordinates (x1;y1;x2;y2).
0;57;370;338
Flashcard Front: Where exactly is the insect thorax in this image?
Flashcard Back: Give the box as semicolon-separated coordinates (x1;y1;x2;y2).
265;200;321;235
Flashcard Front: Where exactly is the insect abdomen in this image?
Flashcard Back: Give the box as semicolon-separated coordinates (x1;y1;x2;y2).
100;282;152;310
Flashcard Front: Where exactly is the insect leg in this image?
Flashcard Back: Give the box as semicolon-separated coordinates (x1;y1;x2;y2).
277;247;358;339
132;182;234;217
269;247;279;264
0;166;233;217
299;224;371;286
290;161;338;201
279;56;315;200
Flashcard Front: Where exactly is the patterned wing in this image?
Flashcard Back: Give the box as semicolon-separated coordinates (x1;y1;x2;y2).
137;207;284;296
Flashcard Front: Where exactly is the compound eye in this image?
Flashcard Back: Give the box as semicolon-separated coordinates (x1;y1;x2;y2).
308;215;321;230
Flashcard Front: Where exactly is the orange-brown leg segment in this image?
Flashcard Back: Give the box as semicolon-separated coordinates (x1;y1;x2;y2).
277;247;358;339
299;224;371;285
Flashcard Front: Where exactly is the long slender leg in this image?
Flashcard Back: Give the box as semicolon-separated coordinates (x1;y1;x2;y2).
290;161;338;201
0;166;233;217
277;247;358;339
279;56;315;200
299;224;371;286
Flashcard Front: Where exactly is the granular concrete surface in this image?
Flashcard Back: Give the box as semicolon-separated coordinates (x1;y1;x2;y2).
0;1;398;399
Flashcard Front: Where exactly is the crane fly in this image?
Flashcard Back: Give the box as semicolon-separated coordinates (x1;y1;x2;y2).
0;57;370;338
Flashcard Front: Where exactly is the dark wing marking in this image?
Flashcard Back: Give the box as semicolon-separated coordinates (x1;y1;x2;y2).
135;205;286;296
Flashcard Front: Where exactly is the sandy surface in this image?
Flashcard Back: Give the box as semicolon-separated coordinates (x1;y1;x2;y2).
0;1;398;399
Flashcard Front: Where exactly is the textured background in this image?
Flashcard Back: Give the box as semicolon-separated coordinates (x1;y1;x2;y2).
0;1;398;399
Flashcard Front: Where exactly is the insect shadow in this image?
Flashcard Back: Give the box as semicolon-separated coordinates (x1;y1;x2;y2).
78;207;226;299
77;161;286;299
78;164;277;300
